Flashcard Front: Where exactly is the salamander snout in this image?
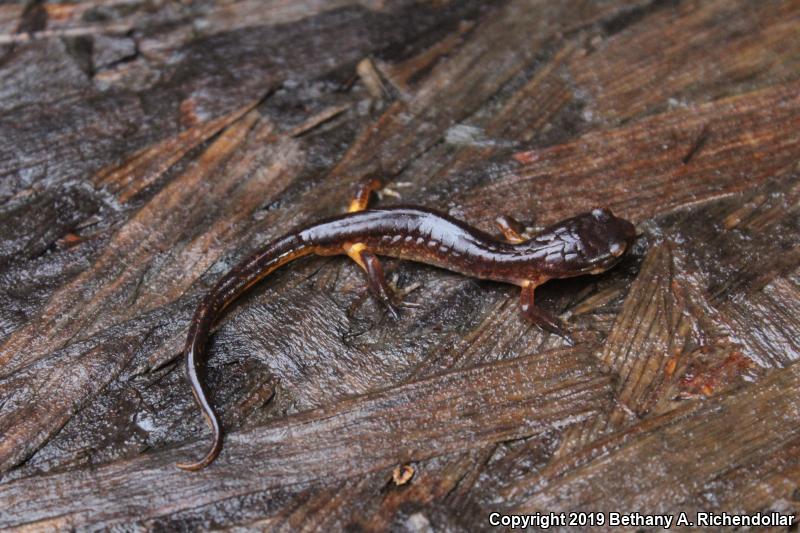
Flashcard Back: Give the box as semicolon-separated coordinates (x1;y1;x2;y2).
609;240;626;256
591;207;636;258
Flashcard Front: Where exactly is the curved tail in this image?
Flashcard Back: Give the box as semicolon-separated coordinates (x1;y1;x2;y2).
177;234;311;471
176;342;223;471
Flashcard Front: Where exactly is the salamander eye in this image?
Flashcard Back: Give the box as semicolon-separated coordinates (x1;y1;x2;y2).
591;208;611;220
609;241;625;256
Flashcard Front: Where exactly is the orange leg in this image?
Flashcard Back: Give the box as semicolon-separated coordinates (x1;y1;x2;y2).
519;281;570;338
345;243;401;319
348;176;383;213
344;177;402;317
494;215;527;243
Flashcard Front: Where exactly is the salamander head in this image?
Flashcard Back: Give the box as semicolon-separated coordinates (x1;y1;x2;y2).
527;208;636;278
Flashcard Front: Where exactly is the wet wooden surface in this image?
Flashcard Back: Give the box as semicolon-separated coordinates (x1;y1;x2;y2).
0;0;799;530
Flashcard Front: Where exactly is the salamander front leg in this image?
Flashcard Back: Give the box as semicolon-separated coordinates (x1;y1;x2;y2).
519;281;570;339
345;243;401;319
495;215;527;244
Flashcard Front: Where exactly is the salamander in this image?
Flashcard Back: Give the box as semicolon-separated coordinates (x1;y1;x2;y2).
177;179;636;470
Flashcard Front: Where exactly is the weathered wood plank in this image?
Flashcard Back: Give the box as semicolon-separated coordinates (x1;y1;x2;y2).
0;345;611;529
510;358;800;520
463;81;800;227
0;113;304;472
1;0;800;529
323;0;641;183
568;0;800;123
0;1;479;200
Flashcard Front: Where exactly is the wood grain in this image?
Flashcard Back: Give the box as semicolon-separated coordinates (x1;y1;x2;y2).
0;346;611;529
1;0;799;529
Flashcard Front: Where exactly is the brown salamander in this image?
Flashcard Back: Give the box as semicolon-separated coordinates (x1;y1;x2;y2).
177;179;636;470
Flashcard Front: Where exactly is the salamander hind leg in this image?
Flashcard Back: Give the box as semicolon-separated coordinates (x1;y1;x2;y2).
349;176;384;213
346;178;416;318
519;281;572;341
495;215;527;243
345;178;402;317
345;243;401;319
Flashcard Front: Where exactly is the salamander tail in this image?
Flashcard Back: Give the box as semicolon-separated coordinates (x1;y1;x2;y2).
176;344;223;471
